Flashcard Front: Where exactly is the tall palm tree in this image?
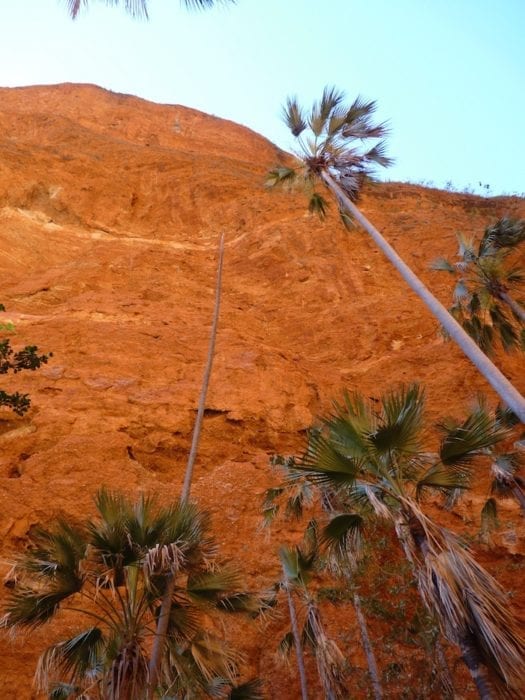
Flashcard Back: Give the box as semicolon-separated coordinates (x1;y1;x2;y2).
66;0;236;20
266;88;525;423
290;384;525;699
432;218;525;355
264;464;383;700
1;488;260;699
278;525;349;700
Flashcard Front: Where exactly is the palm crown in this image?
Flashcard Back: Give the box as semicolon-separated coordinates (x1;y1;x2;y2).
433;217;525;355
267;86;392;216
66;0;235;20
289;384;525;697
1;489;260;698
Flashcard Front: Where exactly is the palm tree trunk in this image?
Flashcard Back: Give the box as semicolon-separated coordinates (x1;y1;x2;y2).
320;171;525;423
181;232;225;503
148;234;225;699
352;592;383;700
498;290;525;323
283;577;309;700
459;636;495;700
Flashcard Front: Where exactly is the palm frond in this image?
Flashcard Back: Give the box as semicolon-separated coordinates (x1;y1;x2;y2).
282;96;308;137
187;568;242;604
228;678;265;700
304;601;348;699
48;683;81;700
411;518;525;692
277;631;294;659
35;627;104;692
309;86;345;136
431;257;456;273
363;141;394;168
371;383;424;456
416;464;470;499
439;403;509;467
308;192;329;219
321;513;364;572
265;167;298;189
295;431;361;488
480;498;499;535
481;217;525;253
190;633;241;684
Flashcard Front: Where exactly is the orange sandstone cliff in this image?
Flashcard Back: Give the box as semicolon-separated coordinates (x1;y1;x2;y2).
0;84;523;698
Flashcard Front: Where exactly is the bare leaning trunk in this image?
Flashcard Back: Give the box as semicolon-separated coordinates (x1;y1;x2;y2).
181;232;225;502
321;171;525;423
352;592;383;700
498;290;525;323
147;234;225;699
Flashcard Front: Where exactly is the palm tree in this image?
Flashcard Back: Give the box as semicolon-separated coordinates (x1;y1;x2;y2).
432;218;525;355
1;488;260;698
66;0;236;20
290;384;525;699
278;524;349;700
266;88;525;423
264;464;383;700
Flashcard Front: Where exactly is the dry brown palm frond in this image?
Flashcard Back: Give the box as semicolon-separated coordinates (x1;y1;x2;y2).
404;505;525;694
304;600;348;699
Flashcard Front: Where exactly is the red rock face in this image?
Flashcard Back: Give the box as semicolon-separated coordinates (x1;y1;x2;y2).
0;84;523;698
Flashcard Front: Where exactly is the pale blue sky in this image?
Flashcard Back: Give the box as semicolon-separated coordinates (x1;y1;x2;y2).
1;0;524;194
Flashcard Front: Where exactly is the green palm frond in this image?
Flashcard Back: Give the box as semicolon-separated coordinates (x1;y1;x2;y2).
296;431;361;487
18;519;87;581
431;257;456;273
228;678;265;700
308;192;329;219
363;141;394;168
416;464;470;499
480;497;499;534
48;683;81;700
481;217;525;253
439;402;509;467
186;568;242;604
372;383;424;455
321;513;364;572
282;96;308;137
325;391;372;458
2;587;80;628
35;628;104;692
279;546;301;584
265;167;298;189
309;86;345;136
167;602;202;644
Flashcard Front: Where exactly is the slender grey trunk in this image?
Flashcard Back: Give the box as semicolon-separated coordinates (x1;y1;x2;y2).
499;290;525;323
147;234;225;699
181;232;225;502
321;171;525;423
352;592;383;700
283;576;309;700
